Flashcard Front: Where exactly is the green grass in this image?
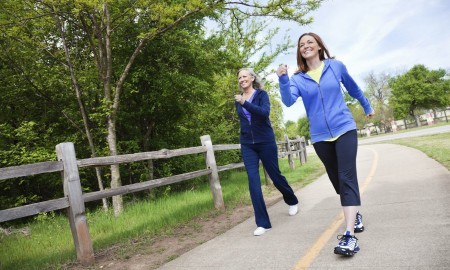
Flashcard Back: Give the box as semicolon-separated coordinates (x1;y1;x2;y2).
2;126;448;270
0;190;219;270
0;155;324;270
279;155;325;188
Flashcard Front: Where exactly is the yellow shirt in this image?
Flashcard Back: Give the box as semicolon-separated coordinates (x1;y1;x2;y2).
307;61;324;83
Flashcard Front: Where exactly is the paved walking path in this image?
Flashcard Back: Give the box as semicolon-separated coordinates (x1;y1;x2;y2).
159;130;450;269
358;124;450;145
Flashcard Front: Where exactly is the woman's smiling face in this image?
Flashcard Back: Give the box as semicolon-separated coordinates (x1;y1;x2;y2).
299;35;321;60
238;70;254;90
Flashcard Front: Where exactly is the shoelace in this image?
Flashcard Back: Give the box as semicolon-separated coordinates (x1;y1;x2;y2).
337;234;358;246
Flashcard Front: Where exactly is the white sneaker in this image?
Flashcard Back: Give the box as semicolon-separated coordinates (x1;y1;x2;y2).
289;204;298;216
253;227;270;236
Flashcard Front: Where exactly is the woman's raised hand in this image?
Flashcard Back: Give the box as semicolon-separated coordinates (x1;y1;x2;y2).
276;64;288;77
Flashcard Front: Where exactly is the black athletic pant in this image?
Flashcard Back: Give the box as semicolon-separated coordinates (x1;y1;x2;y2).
313;129;361;206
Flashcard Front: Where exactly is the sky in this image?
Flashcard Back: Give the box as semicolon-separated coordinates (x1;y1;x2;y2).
266;0;450;122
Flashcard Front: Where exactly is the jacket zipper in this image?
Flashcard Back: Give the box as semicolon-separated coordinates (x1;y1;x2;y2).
249;92;256;144
249;119;255;144
317;83;333;138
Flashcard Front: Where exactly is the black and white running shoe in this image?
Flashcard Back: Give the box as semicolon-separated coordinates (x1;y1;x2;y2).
354;211;364;233
334;231;360;256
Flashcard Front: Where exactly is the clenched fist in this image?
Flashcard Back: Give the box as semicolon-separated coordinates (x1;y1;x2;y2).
276;64;288;77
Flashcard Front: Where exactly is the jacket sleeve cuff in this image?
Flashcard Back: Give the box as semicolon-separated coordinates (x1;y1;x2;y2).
278;74;289;84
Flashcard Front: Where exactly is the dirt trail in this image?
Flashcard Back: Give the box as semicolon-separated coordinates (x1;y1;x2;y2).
66;188;285;270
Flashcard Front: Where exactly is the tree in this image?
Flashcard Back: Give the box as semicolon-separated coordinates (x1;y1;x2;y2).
427;70;450;117
364;71;393;132
0;0;323;215
0;2;88;210
296;117;310;142
389;65;449;127
340;91;367;131
284;120;298;138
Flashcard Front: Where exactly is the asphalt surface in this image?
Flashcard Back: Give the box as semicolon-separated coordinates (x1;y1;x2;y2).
158;126;450;270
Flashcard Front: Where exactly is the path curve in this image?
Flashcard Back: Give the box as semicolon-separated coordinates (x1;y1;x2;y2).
159;141;450;269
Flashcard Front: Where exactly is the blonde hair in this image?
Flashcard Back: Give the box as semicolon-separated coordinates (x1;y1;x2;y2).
237;68;264;90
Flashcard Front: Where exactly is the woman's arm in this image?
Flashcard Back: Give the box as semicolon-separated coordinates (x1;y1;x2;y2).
241;91;270;117
341;63;374;115
279;75;301;107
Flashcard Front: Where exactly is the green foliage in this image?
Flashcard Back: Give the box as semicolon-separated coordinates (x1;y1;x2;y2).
269;90;286;139
0;156;324;270
0;120;65;210
341;91;372;129
297;117;310;141
389;65;450;121
0;0;322;212
284;120;298;138
346;100;367;129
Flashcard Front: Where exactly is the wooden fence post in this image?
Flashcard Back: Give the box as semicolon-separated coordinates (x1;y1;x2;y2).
301;136;308;163
296;135;307;165
302;137;308;163
56;142;94;266
200;135;225;210
284;134;295;170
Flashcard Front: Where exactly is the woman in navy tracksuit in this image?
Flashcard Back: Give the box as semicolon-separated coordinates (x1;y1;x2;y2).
234;68;298;236
277;32;374;256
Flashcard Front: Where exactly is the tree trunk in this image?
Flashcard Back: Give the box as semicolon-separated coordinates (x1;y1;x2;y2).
54;7;108;211
380;104;387;132
87;2;216;215
108;117;123;216
415;115;421;127
102;4;123;216
410;109;421;127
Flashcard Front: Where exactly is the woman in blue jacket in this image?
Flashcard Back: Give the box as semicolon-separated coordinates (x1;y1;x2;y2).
234;68;298;236
276;32;374;256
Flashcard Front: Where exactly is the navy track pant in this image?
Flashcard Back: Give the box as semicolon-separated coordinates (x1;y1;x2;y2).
312;129;361;206
241;141;298;229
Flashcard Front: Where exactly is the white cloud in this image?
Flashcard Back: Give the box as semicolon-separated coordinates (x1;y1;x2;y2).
268;0;450;122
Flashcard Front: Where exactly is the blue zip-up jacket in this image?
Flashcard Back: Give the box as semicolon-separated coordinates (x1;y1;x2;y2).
279;59;373;143
235;89;276;144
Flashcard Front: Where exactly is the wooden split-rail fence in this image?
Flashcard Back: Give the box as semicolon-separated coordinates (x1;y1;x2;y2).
0;134;307;266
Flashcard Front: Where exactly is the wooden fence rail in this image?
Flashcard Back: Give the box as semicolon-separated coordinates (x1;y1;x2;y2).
0;134;307;266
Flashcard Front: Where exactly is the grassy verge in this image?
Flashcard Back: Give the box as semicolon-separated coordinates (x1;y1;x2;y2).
3;128;447;270
0;127;450;269
0;155;324;270
376;132;450;170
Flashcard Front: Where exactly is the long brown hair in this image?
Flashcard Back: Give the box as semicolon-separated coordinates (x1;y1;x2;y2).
295;32;334;73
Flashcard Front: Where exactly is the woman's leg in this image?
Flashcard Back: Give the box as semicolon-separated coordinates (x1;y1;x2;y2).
313;131;361;233
314;131;362;255
241;144;271;229
335;130;360;233
259;142;298;206
313;141;340;194
343;206;358;234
